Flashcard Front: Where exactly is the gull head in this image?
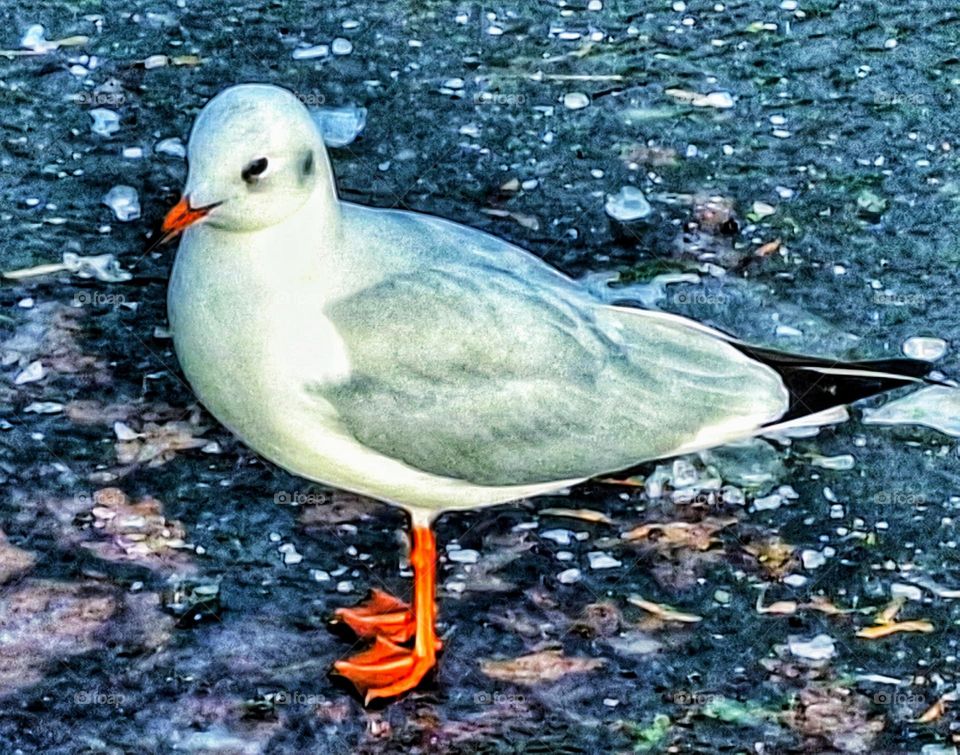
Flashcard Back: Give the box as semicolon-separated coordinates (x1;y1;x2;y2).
153;83;332;245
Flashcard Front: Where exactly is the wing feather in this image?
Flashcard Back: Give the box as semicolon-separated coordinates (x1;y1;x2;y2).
314;264;788;486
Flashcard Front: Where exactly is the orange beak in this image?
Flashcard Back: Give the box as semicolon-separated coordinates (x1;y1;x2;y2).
145;195;222;253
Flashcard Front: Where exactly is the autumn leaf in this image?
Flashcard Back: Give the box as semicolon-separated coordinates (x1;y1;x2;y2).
540;508;614;525
115;416;210;467
628;595;703;623
0;530;35;584
480;649;604;686
743;537;797;577
622;517;736;551
77;487;194;568
856;621;934;639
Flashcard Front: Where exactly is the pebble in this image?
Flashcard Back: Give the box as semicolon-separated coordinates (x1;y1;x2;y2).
563;92;590;110
278;543;303;565
293;44;329;60
811;454;856;471
102;185;141;222
588;552;622;570
557;568;581;584
311;569;331;582
605;186;652;222
693;91;735;109
15;360;45;385
801;549;826;569
21;24;53;52
24;401;63;414
336;580;354;593
902;336;947;361
122;146;143;159
753;493;783;511
143;54;167;69
788;633;836;661
890;582;923;601
89;108;120;137
155;137;186;158
783;574;808;587
331;38;353;56
540;528;573;546
751;200;776;218
587;0;602;8
447;548;479;564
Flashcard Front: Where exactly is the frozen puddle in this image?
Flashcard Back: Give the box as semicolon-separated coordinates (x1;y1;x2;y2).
863;385;960;437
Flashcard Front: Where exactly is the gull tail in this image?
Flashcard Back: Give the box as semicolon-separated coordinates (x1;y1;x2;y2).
732;344;943;423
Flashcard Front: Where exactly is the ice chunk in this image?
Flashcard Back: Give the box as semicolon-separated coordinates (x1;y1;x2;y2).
863;386;960;437
605;186;652;222
89;108;120;137
311;105;367;147
102;185;140;221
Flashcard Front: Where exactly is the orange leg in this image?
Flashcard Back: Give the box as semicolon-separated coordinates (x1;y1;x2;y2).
333;525;442;704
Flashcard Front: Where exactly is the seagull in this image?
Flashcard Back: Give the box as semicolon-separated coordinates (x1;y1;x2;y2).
156;83;936;704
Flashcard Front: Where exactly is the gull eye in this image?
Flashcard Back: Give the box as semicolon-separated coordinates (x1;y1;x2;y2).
301;151;314;177
241;157;269;183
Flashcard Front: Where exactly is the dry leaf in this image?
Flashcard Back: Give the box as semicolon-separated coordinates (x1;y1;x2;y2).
480;208;540;231
756;238;782;257
917;691;955;723
628;595;702;623
743;537;797;577
539;508;614;525
573;602;624;637
0;531;34;584
115;418;209;467
856;621;934;639
876;597;905;624
480;649;603;686
757;596;798;615
78;487;193;568
622;517;736;551
783;685;883;753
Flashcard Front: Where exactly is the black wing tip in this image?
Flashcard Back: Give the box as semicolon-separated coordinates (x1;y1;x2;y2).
732;345;943;423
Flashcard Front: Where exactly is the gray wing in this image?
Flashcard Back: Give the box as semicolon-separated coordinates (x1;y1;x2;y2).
314;264;788;486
